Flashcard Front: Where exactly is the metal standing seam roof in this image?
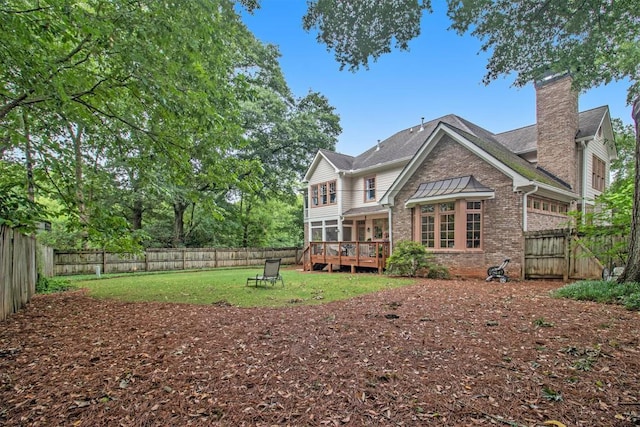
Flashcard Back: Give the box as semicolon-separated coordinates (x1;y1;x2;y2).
409;175;493;201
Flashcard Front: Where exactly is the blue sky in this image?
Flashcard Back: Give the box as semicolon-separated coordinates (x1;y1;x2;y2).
241;1;634;157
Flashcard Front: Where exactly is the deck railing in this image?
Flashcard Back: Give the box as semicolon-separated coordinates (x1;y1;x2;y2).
305;241;390;273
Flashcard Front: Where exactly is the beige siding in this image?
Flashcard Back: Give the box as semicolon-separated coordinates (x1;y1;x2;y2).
346;167;403;208
585;132;610;202
341;175;354;213
307;158;340;219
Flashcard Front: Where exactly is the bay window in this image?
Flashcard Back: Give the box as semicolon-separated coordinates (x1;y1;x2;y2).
417;200;483;250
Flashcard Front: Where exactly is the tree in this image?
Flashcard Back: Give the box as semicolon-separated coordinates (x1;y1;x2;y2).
303;0;640;282
1;0;255;248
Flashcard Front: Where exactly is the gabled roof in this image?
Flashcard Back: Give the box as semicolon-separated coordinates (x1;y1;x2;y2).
449;124;569;189
306;115;489;178
305;106;609;189
495;106;610;154
379;122;578;206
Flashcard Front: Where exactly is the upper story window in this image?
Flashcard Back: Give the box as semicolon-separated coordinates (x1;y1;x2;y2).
364;176;376;202
418;200;483;250
592;155;606;192
311;180;337;207
526;196;568;215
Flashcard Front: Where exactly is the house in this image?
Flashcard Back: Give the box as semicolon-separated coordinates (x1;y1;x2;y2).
302;74;616;278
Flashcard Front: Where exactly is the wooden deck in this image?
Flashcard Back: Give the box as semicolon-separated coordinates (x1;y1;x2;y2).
303;241;390;274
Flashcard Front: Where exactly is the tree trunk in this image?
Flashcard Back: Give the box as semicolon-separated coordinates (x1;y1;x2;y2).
618;97;640;283
68;123;89;249
172;199;188;248
131;198;144;230
22;110;34;202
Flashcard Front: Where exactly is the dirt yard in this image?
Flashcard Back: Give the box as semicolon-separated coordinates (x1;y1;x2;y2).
1;278;639;426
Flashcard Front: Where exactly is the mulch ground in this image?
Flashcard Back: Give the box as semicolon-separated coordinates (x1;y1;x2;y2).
1;278;639;426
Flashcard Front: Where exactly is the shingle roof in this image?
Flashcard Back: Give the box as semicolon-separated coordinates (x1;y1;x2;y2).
342;206;389;217
330;114;484;171
441;123;570;189
318;148;354;171
321;106;608;191
495;106;609;153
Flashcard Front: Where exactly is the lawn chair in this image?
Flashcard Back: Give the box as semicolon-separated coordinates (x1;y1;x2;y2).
246;258;285;287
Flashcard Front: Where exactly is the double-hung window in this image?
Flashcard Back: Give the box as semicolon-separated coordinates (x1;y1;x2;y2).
364;176;376;202
310;180;337;207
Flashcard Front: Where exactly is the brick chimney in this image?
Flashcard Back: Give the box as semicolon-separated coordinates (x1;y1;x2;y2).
535;73;579;190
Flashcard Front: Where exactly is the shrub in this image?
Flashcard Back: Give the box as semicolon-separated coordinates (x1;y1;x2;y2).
553;280;640;311
36;277;72;294
385;240;449;278
386;241;431;277
427;264;451;279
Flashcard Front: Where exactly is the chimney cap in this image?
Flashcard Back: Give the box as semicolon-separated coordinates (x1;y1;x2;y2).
534;70;572;88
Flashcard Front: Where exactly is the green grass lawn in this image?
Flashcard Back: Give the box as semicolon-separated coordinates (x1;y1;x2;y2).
68;267;417;307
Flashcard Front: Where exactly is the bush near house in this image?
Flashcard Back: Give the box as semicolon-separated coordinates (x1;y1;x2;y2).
385;240;450;278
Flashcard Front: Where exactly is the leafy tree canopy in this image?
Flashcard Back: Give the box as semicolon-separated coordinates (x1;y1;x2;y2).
303;0;640;101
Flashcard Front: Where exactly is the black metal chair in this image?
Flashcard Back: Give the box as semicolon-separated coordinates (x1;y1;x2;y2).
246;258;285;287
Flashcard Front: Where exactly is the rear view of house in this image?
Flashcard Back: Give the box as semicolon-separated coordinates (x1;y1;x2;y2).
302;74;616;278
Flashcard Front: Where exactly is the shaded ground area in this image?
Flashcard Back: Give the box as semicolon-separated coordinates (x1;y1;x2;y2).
1;279;639;426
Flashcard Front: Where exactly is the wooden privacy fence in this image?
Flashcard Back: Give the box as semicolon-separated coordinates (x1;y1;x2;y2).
524;229;619;280
54;247;301;276
0;225;37;321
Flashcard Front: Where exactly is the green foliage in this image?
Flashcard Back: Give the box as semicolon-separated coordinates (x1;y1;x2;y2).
541;386;563;402
70;269;416;307
303;0;432;71
448;1;640;101
1;1;339;251
36;277;72;294
570;121;634;267
0;163;47;233
552;280;640;311
385;240;432;277
426;264;451;279
304;1;640;100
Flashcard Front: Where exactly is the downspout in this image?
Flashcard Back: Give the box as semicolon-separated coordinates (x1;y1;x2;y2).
337;172;344;240
580;140;588;224
387;207;393;252
522;184;538;232
522;183;538;280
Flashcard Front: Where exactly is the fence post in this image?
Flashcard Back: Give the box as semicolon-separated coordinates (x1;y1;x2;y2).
563;229;570;281
102;249;107;275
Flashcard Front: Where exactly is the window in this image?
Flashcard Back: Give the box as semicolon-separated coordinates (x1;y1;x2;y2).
325;220;338;241
439;202;455;248
466;201;482;248
311;221;323;241
329;181;337;204
310;180;337;207
592;155;606;192
364;176;376;202
419;201;482;250
527;196;569;216
372;218;388;240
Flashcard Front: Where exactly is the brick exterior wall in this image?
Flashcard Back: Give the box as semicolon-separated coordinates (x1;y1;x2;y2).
527;211;572;232
391;136;524;279
535;74;579;191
